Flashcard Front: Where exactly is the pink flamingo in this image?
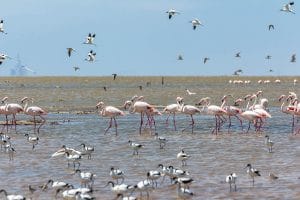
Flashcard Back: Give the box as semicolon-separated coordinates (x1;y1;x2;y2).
21;97;47;133
180;100;201;133
279;94;295;132
221;95;243;132
3;97;23;131
163;97;183;131
123;95;155;134
0;97;10;132
196;97;227;134
96;101;125;135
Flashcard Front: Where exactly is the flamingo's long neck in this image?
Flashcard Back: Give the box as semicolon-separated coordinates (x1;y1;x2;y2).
23;101;28;113
220;98;227;109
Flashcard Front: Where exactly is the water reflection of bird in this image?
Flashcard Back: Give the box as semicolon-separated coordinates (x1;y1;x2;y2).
112;73;117;80
290;54;296;63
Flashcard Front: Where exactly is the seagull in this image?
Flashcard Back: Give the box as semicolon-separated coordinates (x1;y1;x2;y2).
245;163;261;186
85;50;96;62
290;54;296;62
0;19;7;34
73;66;80;71
190;18;203;30
280;2;295;14
112;73;117;80
203;57;210;64
265;55;272;60
83;33;96;45
225;173;237;192
166;9;180;19
67;48;76;57
177;54;184;60
235;52;241;58
268;24;274;31
265;135;274;153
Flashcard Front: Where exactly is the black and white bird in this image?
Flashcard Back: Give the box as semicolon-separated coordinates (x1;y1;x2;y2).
112;73;117;80
290;54;296;63
177;54;184;60
80;143;94;159
190;18;203;30
67;48;76;57
0;19;7;34
65;151;81;169
24;133;39;150
85;50;96;62
233;69;243;76
136;179;153;199
74;169;96;188
177;185;194;199
235;52;241;58
173;177;194;189
268;24;274;31
84;33;96;45
166;9;180;19
73;66;80;71
265;135;274;153
0;189;25;200
225;173;237;192
177;149;190;166
154;132;167;149
128;140;143;155
280;2;295;14
110;167;125;184
0;53;11;65
245;164;261;186
146;170;161;187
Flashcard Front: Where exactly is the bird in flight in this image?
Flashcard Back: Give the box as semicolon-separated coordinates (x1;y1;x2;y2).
268;24;275;31
290;54;296;63
0;19;7;34
83;33;96;45
235;52;241;58
85;50;96;62
269;69;273;73
0;53;11;65
73;66;80;71
166;9;180;19
265;55;272;60
177;54;184;60
112;73;117;80
190;19;203;30
233;69;243;75
203;57;210;64
280;2;295;14
66;48;76;57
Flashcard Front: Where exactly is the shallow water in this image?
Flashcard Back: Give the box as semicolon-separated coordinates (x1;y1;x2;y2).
0;76;300;199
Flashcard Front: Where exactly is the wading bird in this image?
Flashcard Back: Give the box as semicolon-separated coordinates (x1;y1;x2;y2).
245;164;261;186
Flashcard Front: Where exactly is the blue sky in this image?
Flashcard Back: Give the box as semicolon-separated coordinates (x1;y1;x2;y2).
0;0;299;76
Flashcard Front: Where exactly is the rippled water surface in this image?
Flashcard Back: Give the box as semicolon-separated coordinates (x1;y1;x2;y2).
0;76;300;199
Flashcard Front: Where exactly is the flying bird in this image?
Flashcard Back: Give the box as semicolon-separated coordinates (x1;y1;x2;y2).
66;48;75;57
290;54;296;62
166;9;180;19
235;52;241;58
269;69;273;73
0;19;7;34
265;55;272;60
177;54;184;60
189;18;203;30
233;69;243;75
280;2;295;14
73;66;80;71
85;50;96;62
203;57;210;64
83;33;96;45
0;53;11;65
268;24;274;31
112;73;117;80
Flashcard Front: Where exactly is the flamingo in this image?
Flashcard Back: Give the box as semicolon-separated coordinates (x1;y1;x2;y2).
96;101;125;135
166;9;180;19
123;95;155;134
3;97;23;131
189;18;203;30
21;97;47;133
180;101;201;133
163;96;183;130
221;95;243;132
196;97;227;134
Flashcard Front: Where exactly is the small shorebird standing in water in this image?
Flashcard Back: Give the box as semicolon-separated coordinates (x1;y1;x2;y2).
265;135;274;153
245;164;261;186
226;173;237;192
177;149;190;166
128;140;143;155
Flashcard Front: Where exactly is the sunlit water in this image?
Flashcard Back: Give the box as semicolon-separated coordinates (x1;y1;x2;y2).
0;76;300;199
